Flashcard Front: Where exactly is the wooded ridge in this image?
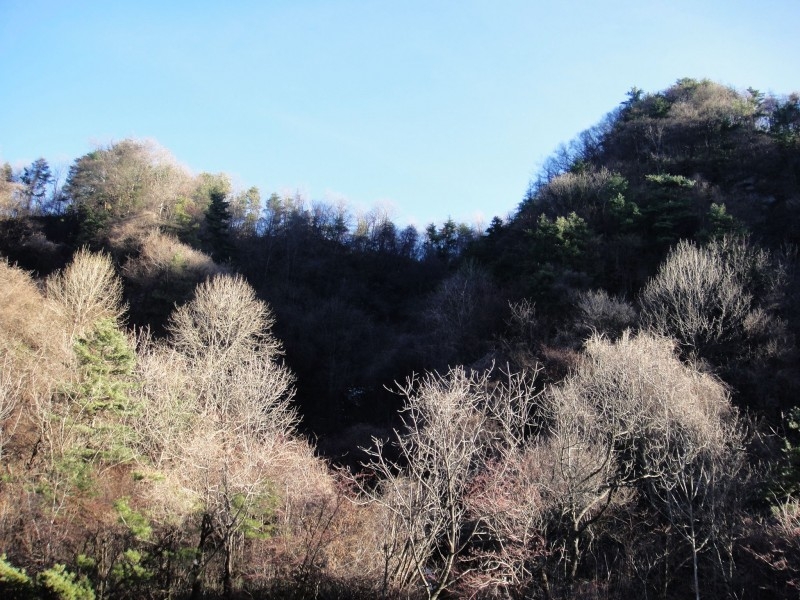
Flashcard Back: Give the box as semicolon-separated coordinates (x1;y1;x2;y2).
1;78;799;599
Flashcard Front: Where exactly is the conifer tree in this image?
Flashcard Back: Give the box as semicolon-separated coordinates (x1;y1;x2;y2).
20;157;53;213
203;189;234;263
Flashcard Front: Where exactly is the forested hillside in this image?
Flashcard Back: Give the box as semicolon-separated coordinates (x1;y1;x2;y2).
1;78;799;599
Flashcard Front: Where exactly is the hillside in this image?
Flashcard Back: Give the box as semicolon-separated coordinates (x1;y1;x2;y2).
1;78;799;599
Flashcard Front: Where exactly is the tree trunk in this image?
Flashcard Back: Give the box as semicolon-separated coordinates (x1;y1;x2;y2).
190;513;213;600
223;532;234;597
539;568;552;600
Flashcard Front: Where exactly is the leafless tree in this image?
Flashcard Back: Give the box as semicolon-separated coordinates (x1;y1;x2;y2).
574;288;637;339
548;331;747;597
423;263;501;366
643;418;748;600
459;448;551;599
358;367;489;599
639;237;786;362
538;380;627;585
354;366;542;600
135;274;298;597
45;248;125;340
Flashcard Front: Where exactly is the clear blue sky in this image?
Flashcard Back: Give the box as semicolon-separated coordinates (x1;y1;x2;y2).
1;0;798;228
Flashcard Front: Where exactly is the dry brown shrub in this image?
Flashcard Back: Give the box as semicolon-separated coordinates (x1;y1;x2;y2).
246;473;394;597
0;355;25;464
123;229;221;284
538;166;620;216
457;449;552;598
18;229;62;258
320;500;394;583
105;210;160;252
0;260;69;424
669;81;755;126
538;344;582;381
0;260;48;352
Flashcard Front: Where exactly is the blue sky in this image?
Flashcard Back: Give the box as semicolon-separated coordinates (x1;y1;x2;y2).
1;1;799;228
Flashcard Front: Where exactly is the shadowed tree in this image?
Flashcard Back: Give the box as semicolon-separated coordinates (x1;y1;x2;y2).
203;189;234;263
20;158;53;214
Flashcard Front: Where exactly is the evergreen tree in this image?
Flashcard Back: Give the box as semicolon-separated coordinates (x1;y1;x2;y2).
204;189;234;263
20;157;52;213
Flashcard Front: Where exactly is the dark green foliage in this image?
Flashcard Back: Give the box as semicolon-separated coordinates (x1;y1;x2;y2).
640;173;700;248
231;489;279;541
0;554;34;599
73;318;136;413
20;158;53;213
765;93;800;145
50;318;140;481
0;557;97;600
69;203;109;248
529;212;590;269
63;150;120;234
607;192;641;232
424;218;455;261
203;189;234;263
37;564;95;600
703;202;746;240
109;550;151;590
113;498;153;542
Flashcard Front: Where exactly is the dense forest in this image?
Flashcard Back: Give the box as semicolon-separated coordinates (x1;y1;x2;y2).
1;78;799;599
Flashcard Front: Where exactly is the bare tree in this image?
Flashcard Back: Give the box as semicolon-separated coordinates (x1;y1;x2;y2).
355;366;542;600
574;288;637;339
643;418;748;600
639;237;785;362
358;367;489;599
136;274;298;597
460;448;551;599
423;262;501;366
547;331;747;597
538;380;626;585
45;248;125;340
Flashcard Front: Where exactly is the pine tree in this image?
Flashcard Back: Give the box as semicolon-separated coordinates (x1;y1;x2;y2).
204;189;234;263
20;157;53;213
